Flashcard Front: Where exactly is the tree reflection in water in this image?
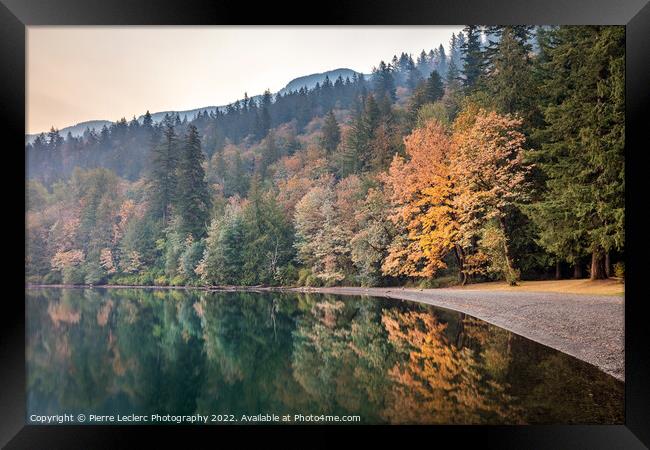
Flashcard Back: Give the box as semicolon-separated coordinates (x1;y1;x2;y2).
26;288;623;424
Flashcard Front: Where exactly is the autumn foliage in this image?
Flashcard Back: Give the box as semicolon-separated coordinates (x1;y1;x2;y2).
26;26;624;287
382;109;530;283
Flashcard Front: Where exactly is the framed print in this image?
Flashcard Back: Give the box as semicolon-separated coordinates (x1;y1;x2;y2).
2;0;649;448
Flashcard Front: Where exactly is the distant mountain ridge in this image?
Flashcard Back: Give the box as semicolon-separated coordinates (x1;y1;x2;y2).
26;68;366;144
278;68;362;95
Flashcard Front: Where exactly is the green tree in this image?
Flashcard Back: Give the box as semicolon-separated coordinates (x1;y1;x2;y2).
321;111;341;153
240;177;294;285
176;125;211;238
373;61;396;102
409;70;445;121
460;25;485;89
482;27;540;133
337;95;381;176
529;26;624;279
148;123;179;226
198;201;245;285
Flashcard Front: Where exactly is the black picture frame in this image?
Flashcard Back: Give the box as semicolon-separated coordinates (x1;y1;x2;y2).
2;1;649;448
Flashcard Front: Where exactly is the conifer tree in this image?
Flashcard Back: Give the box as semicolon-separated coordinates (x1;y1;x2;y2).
483;27;539;131
142;110;153;128
148;123;179;226
528;26;624;279
437;44;448;76
460;25;485;88
373;61;396;102
424;70;444;103
409;70;444;121
321;110;341;153
175;124;211;238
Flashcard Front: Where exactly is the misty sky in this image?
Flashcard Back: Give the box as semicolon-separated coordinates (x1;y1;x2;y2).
27;26;462;134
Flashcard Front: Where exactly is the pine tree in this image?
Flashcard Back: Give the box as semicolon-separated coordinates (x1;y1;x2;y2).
142;110;153;128
257;131;280;178
321;110;341;153
408;70;444;121
373;61;396;102
258;89;272;138
437;44;448;76
483;27;540;132
424;70;444;103
240;176;294;284
148;123;179;226
175;124;211;238
460;25;485;88
442;56;463;119
338;95;381;176
199;202;245;285
528;26;625;279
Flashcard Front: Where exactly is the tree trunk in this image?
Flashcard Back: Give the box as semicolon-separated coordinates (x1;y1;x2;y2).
605;251;611;278
574;262;582;279
555;260;561;280
498;217;518;285
590;247;607;280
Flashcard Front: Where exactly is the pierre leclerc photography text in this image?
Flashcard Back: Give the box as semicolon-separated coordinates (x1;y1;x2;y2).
29;412;362;424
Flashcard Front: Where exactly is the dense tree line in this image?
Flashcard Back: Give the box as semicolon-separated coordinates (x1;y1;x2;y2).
26;26;624;287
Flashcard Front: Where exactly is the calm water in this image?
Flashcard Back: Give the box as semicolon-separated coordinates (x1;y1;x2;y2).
26;288;623;425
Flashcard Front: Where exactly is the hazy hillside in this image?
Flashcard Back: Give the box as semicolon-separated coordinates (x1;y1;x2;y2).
278;68;364;95
26;68;364;143
26;120;112;144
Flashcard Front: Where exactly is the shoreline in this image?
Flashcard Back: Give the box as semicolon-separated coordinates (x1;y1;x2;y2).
292;286;625;382
27;283;624;381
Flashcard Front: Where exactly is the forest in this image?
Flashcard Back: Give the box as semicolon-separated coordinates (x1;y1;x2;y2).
25;25;625;288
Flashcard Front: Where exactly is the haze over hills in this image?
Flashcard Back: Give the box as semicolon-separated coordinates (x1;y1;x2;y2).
25;68;365;144
278;68;362;95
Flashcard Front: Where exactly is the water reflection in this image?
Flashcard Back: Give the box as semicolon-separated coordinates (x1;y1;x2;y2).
26;288;623;424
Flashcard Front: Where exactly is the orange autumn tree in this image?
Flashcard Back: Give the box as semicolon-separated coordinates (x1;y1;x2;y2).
381;120;461;278
451;109;531;284
381;107;531;285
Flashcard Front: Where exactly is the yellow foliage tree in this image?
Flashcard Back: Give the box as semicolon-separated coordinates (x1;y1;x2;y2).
381;120;459;278
381;106;531;284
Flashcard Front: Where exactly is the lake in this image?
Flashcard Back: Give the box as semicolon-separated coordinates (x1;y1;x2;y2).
26;288;624;425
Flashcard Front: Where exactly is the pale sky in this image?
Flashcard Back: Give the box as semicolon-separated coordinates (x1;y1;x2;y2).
27;26;462;134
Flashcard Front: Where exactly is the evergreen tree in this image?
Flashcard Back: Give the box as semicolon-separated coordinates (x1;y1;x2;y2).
258;89;273;139
409;70;444;121
460;25;485;88
424;70;444;103
148;123;179;226
199;202;245;285
406;66;424;90
142;110;153;128
240;177;294;284
437;44;448;76
373;61;396;102
483;27;540;132
175;124;211;238
528;26;624;279
442;56;463;119
321;110;341;153
257;131;280;178
338;95;383;175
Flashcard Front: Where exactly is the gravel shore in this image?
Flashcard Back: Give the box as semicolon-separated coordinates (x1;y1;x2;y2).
291;286;625;381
